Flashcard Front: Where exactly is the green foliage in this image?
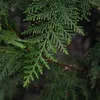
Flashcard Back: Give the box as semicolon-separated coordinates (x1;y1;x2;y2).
0;0;100;100
0;0;32;15
0;78;14;100
22;0;84;86
22;0;100;87
88;37;100;88
40;65;89;100
87;10;100;89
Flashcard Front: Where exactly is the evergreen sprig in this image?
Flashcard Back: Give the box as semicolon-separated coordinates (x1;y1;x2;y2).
0;0;100;99
22;0;85;86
